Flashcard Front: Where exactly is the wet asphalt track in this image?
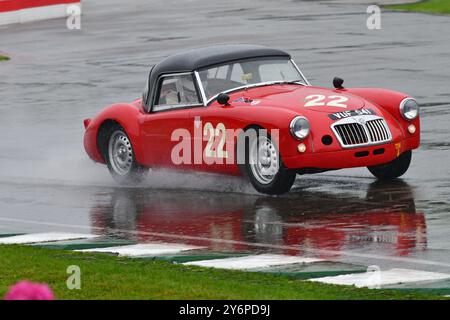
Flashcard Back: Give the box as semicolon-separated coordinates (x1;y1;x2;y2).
0;0;450;274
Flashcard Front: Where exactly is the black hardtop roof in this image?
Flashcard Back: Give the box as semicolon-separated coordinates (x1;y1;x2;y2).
154;44;290;74
143;44;291;110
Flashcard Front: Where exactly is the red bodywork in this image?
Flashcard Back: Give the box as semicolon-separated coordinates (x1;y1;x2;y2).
83;85;420;174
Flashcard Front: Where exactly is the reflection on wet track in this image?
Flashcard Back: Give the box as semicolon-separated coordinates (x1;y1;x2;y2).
91;180;426;260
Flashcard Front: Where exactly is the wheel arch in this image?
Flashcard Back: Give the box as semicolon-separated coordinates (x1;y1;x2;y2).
97;119;121;162
237;124;266;153
238;123;281;152
236;123;289;167
88;103;145;165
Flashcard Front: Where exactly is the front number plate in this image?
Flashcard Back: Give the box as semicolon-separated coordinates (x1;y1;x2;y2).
329;108;376;120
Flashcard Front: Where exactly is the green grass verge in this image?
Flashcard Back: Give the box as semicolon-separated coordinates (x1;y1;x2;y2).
386;0;450;15
0;55;10;61
0;245;440;300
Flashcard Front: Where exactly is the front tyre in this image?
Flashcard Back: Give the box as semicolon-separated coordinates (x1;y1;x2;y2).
367;150;412;180
240;133;296;195
105;124;147;184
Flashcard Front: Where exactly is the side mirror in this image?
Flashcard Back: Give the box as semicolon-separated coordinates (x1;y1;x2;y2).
333;77;344;89
217;93;230;106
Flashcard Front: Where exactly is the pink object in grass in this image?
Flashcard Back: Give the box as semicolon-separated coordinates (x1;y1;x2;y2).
4;281;55;300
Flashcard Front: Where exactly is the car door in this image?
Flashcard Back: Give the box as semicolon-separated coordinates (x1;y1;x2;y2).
140;73;203;169
188;64;245;175
188;102;244;176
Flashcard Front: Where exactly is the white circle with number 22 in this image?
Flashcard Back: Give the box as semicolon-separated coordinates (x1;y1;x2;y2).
304;95;348;108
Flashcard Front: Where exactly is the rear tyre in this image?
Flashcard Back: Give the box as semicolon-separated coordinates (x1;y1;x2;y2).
104;124;147;184
367;150;412;180
239;131;296;195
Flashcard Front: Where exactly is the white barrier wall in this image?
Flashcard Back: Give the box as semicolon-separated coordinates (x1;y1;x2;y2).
0;0;81;26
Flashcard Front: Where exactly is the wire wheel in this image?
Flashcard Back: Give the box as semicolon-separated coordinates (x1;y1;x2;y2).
108;130;134;176
248;135;280;185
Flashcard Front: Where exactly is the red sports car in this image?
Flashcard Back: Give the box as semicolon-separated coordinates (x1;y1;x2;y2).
83;44;420;194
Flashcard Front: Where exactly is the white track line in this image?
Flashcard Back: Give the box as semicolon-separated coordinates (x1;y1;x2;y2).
1;216;450;268
184;254;322;270
0;232;98;244
78;243;204;257
311;268;450;288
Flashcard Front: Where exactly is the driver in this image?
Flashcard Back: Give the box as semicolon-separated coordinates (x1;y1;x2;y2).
159;79;179;105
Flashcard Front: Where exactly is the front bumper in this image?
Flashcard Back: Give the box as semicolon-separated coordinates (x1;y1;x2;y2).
283;135;419;170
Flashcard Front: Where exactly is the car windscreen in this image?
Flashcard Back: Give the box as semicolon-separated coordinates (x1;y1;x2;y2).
197;57;305;100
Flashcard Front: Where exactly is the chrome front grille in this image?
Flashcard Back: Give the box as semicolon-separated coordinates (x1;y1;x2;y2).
366;119;390;142
334;123;368;145
332;116;392;148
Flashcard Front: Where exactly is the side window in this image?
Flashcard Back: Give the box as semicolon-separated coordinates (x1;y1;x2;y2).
154;74;201;112
230;63;246;84
207;65;229;80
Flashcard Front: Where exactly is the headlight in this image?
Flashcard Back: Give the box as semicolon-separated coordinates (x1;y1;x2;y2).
400;98;419;120
290;116;310;140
